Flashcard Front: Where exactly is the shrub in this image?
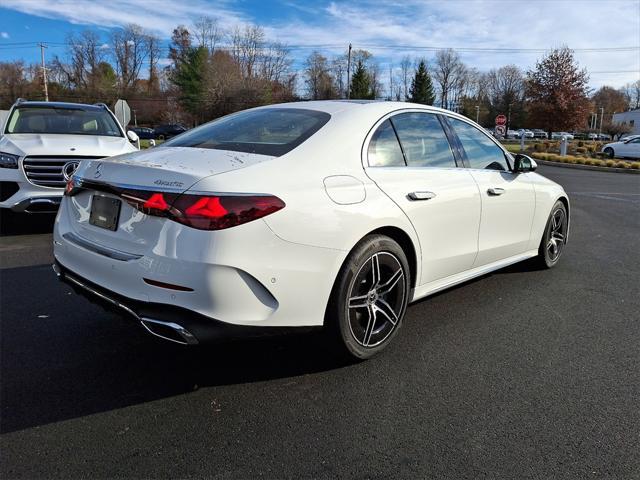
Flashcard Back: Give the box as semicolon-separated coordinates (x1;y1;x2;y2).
631;162;640;169
616;161;629;169
577;141;584;147
593;159;605;167
576;157;586;164
605;160;616;167
576;147;587;154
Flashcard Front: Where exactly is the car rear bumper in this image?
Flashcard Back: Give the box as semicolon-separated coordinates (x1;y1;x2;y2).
0;169;63;212
53;260;319;345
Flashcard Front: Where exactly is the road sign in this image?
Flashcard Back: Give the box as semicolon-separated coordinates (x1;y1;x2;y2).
113;99;131;127
495;114;507;126
495;125;506;136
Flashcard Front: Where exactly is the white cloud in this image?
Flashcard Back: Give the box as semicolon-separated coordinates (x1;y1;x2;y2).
4;0;640;88
0;32;9;39
6;0;248;37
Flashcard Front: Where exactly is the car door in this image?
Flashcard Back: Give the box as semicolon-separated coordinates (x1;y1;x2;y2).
445;115;536;267
617;138;640;158
364;111;481;285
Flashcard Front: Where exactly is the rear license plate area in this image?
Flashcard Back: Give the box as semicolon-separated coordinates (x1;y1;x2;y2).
89;195;121;231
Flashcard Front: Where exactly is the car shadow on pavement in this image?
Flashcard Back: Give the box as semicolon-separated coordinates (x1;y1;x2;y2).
0;211;56;236
0;265;355;434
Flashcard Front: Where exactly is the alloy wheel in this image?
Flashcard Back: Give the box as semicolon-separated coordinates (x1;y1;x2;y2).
347;252;406;347
546;208;566;262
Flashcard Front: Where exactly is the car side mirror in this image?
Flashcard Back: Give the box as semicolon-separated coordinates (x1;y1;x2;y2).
513;154;537;173
127;130;139;143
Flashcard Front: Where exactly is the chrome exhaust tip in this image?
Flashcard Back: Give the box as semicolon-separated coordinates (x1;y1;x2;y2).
140;318;199;345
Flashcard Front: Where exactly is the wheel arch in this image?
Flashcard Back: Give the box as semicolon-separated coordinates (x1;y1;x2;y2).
363;225;419;289
556;195;570;243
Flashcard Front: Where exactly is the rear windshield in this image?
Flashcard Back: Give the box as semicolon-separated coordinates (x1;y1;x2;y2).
6;106;123;137
163;108;331;156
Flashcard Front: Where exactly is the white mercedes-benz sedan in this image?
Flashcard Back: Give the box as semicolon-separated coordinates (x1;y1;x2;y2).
53;101;569;359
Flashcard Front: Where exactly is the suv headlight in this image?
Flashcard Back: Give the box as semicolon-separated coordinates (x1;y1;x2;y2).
0;152;19;169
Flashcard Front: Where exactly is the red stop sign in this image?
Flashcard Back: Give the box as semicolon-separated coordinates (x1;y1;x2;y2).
495;115;507;126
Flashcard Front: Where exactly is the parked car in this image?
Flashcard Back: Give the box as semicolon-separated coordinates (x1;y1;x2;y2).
587;133;611;141
0;100;138;213
551;132;574;140
515;129;534;139
531;129;547;139
602;137;640;159
53;101;569;359
128;126;155;140
620;134;640;142
154;124;187;140
506;129;518;139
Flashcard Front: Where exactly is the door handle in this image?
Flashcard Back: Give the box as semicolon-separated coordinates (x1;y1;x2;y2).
408;191;436;201
487;187;505;196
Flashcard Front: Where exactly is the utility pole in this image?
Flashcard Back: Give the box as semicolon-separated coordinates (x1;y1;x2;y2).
475;105;480;123
507;103;512;131
39;42;49;101
346;43;352;100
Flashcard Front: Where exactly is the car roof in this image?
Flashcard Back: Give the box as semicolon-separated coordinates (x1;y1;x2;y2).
262;100;468;122
14;101;107;112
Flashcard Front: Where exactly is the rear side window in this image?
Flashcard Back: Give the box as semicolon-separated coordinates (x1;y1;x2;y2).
391;113;456;168
448;117;510;171
163;108;330;157
368;120;405;167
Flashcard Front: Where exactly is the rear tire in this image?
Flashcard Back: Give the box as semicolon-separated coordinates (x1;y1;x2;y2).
326;235;410;360
536;201;568;269
604;147;614;159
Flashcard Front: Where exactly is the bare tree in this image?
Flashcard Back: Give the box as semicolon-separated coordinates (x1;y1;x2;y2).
111;24;151;93
433;49;466;109
230;24;265;79
193;16;223;53
619;80;640;110
400;55;411;101
260;42;292;83
53;30;105;91
304;51;337;100
331;56;347;98
146;33;161;93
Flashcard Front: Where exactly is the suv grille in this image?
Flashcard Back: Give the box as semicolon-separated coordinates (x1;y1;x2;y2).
23;156;104;188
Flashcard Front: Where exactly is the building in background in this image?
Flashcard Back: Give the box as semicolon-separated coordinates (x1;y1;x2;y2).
613;109;640;135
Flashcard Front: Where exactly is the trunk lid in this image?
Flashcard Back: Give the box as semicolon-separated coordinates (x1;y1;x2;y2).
66;147;274;253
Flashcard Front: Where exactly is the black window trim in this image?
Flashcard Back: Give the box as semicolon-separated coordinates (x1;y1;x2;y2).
440;113;514;172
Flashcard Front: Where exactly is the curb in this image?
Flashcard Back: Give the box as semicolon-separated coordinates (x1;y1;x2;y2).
536;159;640;175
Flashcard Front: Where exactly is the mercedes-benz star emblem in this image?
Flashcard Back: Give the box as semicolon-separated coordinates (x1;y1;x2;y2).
62;161;80;181
94;163;103;178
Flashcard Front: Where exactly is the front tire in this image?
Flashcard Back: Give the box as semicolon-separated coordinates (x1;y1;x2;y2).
536;201;568;269
326;235;410;360
604;147;614;159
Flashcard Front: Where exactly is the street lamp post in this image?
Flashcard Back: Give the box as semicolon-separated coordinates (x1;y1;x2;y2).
475;105;479;123
599;107;604;137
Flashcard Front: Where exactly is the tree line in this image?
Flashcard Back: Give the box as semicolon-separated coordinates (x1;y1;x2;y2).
0;17;638;136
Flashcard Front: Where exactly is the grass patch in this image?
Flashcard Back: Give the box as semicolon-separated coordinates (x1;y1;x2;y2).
140;139;164;149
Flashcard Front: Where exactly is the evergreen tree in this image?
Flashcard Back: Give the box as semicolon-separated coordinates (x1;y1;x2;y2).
409;60;435;105
349;60;374;100
172;46;208;122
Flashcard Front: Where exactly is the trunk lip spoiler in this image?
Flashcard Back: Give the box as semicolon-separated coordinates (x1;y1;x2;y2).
69;176;272;198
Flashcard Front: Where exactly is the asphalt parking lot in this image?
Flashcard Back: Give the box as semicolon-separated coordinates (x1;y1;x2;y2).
1;165;638;479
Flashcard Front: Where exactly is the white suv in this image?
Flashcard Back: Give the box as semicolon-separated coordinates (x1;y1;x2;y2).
0;100;137;213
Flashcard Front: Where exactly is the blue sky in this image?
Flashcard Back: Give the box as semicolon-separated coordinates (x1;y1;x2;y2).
1;0;638;90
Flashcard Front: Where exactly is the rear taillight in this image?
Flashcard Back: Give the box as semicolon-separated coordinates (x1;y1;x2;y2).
121;190;285;230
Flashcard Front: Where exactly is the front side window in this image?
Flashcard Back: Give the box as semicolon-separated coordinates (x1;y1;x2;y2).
448;117;510;171
367;120;405;167
391;112;456;168
164;108;330;157
6;106;122;137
